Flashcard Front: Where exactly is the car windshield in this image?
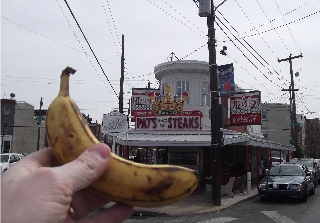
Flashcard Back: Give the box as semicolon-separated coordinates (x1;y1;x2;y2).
290;160;312;168
269;166;303;176
1;155;10;162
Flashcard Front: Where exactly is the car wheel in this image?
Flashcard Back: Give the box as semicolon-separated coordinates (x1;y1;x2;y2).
301;186;308;202
309;185;315;196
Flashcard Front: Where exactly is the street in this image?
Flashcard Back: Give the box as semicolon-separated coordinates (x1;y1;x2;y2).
124;191;320;223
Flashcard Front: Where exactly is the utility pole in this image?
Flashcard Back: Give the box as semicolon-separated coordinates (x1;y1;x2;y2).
36;97;43;151
203;0;223;206
119;34;124;114
278;54;303;156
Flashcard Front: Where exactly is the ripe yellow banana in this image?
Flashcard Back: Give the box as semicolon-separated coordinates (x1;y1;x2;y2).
46;67;198;207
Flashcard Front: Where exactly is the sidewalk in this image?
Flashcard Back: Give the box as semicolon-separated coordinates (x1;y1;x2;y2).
122;184;259;217
132;185;258;216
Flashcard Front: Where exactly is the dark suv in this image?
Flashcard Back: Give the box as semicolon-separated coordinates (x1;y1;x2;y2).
289;158;320;187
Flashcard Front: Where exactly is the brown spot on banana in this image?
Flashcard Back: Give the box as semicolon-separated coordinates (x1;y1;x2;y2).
147;175;152;183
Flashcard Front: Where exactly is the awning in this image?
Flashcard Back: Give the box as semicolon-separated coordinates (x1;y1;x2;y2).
107;129;294;151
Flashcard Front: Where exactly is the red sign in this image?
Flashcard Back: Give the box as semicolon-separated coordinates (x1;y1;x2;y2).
131;87;203;131
130;88;160;121
230;91;261;125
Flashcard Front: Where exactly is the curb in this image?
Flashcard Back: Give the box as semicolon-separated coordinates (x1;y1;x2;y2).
131;193;260;218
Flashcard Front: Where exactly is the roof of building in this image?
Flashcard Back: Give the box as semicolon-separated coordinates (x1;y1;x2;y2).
107;129;294;151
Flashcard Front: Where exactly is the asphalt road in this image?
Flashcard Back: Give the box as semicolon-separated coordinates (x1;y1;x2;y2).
124;189;320;223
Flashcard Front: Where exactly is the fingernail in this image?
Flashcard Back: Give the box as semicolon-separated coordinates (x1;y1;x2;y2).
87;144;110;159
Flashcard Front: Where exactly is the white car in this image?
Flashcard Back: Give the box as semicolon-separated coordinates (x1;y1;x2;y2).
0;153;21;173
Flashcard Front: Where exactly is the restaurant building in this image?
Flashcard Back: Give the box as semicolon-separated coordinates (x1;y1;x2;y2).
104;60;295;188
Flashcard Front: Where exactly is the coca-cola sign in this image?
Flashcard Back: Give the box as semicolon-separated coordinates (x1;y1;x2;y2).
230;91;261;125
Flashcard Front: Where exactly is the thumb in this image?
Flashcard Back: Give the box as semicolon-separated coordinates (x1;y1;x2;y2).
57;143;111;193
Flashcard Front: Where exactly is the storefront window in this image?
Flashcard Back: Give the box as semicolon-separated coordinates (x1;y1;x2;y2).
169;152;198;165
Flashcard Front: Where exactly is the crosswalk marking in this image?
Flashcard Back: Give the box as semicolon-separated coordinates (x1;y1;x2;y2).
262;211;297;223
197;217;238;223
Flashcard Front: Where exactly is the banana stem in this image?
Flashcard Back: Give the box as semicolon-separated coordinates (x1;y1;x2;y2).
58;67;76;97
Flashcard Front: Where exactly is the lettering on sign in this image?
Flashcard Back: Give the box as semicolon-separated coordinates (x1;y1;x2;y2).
135;116;201;131
230;91;261;125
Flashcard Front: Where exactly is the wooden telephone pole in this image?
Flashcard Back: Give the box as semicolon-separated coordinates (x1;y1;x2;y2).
207;0;223;206
278;54;303;155
119;34;124;114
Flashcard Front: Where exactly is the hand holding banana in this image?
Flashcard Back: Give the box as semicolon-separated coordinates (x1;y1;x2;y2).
46;67;198;207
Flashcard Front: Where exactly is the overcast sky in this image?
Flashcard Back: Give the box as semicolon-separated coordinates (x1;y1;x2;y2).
2;0;320;123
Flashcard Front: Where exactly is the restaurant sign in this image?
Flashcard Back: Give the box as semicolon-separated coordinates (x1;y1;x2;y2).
132;85;203;130
131;88;160;121
230;91;261;125
135;111;202;131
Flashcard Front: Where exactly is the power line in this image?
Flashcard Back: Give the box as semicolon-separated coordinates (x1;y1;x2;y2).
160;0;205;36
237;10;320;41
274;0;302;54
1;16;119;67
216;11;288;86
221;0;317;43
215;18;285;90
62;0;118;98
101;0;121;58
147;0;205;37
254;0;290;53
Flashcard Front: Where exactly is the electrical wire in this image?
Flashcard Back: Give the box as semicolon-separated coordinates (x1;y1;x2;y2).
223;0;316;43
274;0;302;54
215;18;285;90
255;0;290;53
101;0;121;58
238;10;320;40
216;11;288;86
147;0;205;37
63;0;118;98
160;0;205;36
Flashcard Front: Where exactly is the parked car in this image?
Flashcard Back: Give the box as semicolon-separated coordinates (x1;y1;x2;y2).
258;163;315;202
0;153;21;173
269;157;286;166
289;158;320;187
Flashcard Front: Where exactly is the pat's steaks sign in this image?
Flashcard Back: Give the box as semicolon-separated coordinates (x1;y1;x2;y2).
135;111;202;131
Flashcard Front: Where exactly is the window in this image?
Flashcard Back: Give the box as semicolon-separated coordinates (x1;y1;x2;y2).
177;81;189;104
160;83;166;95
3;106;11;115
201;82;209;106
3;141;11;153
262;110;267;120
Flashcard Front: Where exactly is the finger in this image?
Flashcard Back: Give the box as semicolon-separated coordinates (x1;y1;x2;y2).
70;189;110;219
77;203;134;223
56;143;111;193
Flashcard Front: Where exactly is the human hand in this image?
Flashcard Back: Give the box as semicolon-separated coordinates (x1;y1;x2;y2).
1;143;134;223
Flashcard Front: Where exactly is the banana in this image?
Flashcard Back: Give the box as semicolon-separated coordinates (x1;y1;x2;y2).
46;67;198;207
